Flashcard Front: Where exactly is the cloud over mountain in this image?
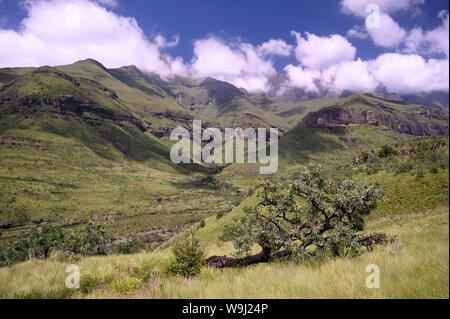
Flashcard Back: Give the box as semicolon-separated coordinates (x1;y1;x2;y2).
0;0;448;95
257;39;293;57
191;37;277;93
291;31;356;70
0;0;187;76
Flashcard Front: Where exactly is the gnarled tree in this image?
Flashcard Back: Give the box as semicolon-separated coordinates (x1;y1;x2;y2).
206;164;393;268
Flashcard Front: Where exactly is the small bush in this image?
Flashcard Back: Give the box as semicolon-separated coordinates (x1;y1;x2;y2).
130;265;156;283
378;145;396;158
216;211;224;219
166;230;205;278
117;238;137;255
66;222;114;256
80;274;99;294
0;224;66;266
112;277;142;294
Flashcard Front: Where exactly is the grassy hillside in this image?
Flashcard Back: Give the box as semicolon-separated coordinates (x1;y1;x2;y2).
0;60;211;140
0;67;35;84
0;137;448;298
217;124;414;189
167;77;293;131
216;93;448;189
0;67;245;249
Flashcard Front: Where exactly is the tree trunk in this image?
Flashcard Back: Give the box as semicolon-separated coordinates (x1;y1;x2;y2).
206;248;291;268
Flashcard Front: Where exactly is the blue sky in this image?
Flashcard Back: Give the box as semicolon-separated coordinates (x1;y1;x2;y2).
121;0;448;62
0;0;448;94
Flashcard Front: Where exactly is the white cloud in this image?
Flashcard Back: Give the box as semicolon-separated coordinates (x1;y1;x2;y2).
342;0;428;49
347;25;368;39
285;59;378;95
403;10;449;57
366;13;407;48
0;0;187;77
154;34;180;48
322;59;379;93
340;0;424;17
370;53;449;94
283;52;449;95
291;31;357;70
190;37;277;93
95;0;118;8
284;64;320;93
257;39;293;57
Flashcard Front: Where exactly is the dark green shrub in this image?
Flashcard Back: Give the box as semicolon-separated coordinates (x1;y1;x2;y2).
378;145;396;158
216;211;224;219
0;222;114;267
166;230;205;278
365;157;381;175
66;222;114;256
117;238;137;255
210;164;392;268
80;274;99;294
0;223;66;266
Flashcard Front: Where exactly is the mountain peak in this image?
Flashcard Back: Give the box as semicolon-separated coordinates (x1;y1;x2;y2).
73;58;108;71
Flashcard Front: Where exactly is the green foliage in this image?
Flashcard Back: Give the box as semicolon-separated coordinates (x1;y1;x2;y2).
221;164;391;263
166;230;205;278
0;224;66;266
0;222;114;267
66;222;114;256
80;274;99;294
117;238;138;255
378;144;396;158
355;136;449;178
216;211;224;220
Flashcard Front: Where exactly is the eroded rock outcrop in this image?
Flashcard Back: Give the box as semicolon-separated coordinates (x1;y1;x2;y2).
303;106;448;136
0;95;148;132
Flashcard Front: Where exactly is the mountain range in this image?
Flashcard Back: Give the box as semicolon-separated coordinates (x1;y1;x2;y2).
0;58;448;242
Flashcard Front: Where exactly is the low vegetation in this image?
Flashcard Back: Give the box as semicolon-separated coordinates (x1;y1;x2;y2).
0;222;113;267
166;230;206;278
208;165;392;268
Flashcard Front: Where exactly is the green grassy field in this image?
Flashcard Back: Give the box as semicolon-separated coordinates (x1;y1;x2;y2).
0;139;448;298
0;204;447;299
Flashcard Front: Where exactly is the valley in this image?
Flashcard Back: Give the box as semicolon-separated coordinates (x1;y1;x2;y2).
0;59;448;299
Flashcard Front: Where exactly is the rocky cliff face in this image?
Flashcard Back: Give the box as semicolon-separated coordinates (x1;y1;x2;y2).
0;95;148;132
303;106;449;136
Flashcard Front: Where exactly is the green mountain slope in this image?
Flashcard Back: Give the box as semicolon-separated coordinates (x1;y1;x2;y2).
217;94;448;188
0;60;208;140
279;94;449;163
0;66;244;247
0;67;35;84
167;77;291;132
